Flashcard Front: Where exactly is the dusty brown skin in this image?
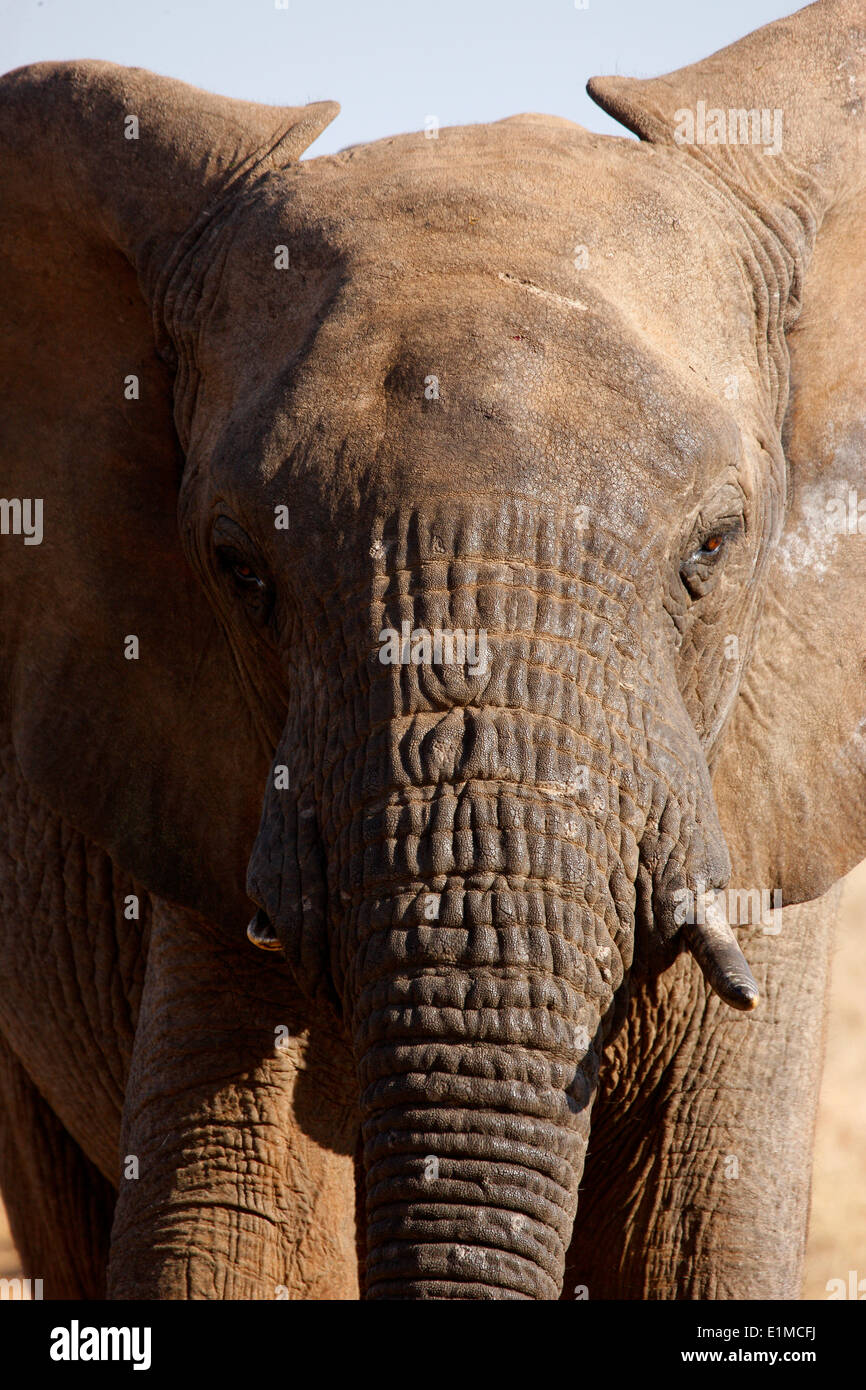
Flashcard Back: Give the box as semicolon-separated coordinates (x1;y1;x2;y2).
0;0;863;1299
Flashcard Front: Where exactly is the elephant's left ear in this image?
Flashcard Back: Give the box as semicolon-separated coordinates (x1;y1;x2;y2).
589;0;866;903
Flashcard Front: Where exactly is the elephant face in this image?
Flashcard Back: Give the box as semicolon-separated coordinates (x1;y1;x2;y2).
184;122;768;990
172;122;785;1297
2;2;864;1299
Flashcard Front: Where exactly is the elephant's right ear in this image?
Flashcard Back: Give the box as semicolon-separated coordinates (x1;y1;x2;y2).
0;62;337;927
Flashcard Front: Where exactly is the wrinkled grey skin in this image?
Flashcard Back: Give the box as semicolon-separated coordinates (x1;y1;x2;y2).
0;0;863;1298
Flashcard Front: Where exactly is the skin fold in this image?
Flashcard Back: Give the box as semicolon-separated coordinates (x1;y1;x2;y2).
0;0;863;1298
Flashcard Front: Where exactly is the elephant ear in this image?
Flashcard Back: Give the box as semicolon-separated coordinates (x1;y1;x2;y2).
0;62;338;928
588;0;866;902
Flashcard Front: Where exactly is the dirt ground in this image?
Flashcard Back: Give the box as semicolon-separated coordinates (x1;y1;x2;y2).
2;863;864;1298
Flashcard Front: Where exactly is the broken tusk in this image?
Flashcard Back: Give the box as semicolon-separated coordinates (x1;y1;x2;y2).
684;897;759;1011
247;908;282;952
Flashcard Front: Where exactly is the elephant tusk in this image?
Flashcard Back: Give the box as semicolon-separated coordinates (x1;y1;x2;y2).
683;896;760;1012
247;909;283;952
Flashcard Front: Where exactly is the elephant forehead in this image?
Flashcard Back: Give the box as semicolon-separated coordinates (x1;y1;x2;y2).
188;125;756;431
184;122;757;520
201;114;747;347
284;283;737;474
196;280;745;562
297;122;748;324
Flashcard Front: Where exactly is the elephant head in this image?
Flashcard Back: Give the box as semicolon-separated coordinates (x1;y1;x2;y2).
1;0;864;1298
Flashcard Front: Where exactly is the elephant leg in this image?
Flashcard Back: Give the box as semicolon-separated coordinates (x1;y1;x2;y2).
108;896;359;1299
565;884;839;1299
0;1029;115;1298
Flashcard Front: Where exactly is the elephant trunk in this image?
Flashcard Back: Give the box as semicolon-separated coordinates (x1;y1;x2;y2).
351;878;615;1299
330;691;634;1297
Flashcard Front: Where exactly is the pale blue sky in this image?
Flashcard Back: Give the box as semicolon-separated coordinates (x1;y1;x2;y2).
1;0;799;154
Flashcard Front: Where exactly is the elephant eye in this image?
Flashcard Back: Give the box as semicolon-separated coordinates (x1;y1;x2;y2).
687;527;736;567
214;541;273;625
210;516;274;627
679;524;740;601
230;560;264;589
216;546;265;591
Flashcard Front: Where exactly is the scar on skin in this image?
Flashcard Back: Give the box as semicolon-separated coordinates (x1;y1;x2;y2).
498;271;588;312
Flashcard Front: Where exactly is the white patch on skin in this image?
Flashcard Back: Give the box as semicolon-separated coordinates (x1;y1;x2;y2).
832;714;866;778
777;439;865;578
775;483;843;578
497;271;588;312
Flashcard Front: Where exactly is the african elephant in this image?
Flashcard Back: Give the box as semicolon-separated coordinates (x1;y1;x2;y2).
0;0;863;1301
